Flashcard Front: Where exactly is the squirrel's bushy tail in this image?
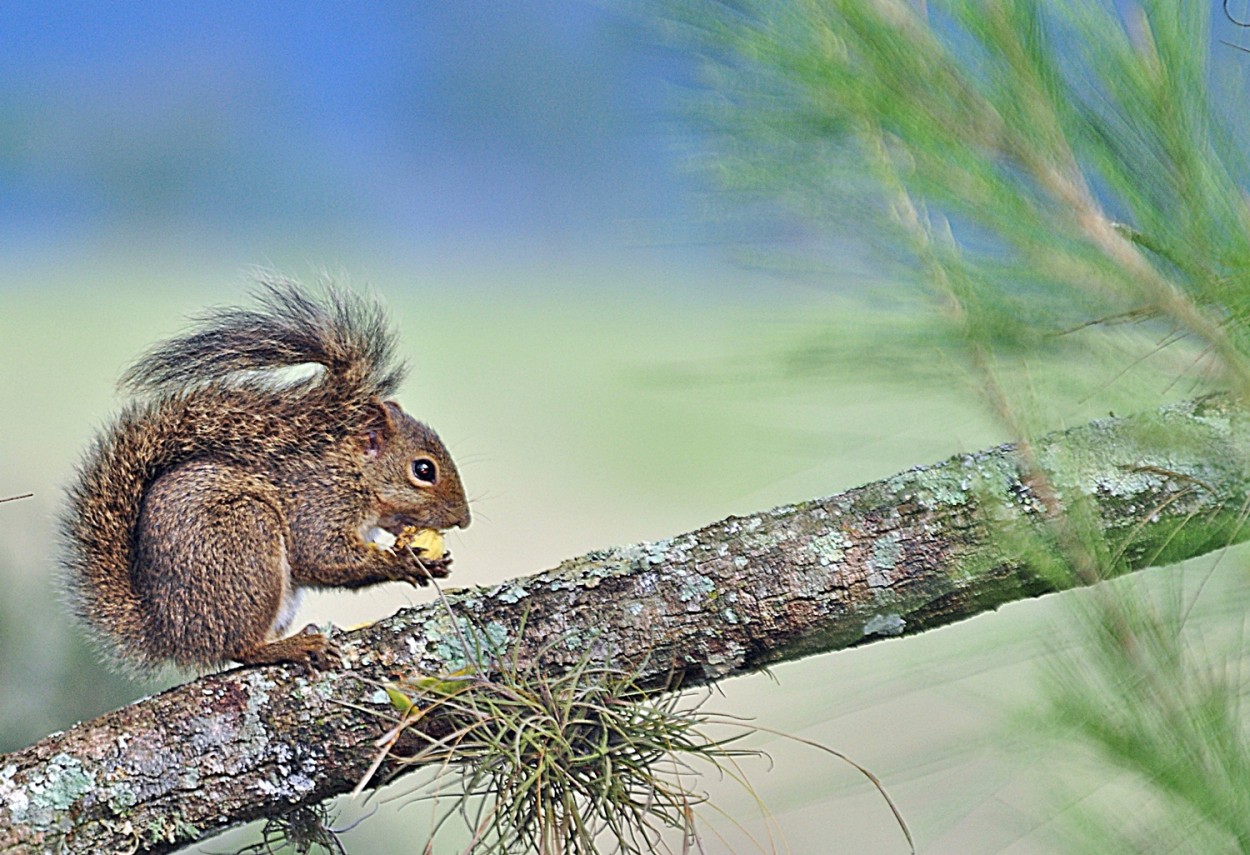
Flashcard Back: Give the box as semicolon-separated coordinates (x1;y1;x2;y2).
62;277;404;670
61;397;186;670
120;273;405;400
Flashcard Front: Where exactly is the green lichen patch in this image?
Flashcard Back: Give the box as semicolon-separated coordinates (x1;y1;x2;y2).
537;543;661;591
424;616;512;671
2;752;96;829
887;462;974;510
863;613;906;637
677;572;716;604
809;530;852;566
869;533;902;572
560;624;604;652
142;812;201;845
489;581;529;604
104;780;139;814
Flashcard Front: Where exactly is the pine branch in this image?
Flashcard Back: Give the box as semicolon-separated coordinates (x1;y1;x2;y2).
2;396;1247;854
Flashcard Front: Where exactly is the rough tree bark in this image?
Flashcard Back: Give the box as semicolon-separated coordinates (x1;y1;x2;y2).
2;396;1247;853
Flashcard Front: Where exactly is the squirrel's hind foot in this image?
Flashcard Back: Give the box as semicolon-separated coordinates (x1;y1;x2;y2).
235;626;340;671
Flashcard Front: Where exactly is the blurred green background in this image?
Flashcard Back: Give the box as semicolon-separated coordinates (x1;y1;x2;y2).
5;4;1250;853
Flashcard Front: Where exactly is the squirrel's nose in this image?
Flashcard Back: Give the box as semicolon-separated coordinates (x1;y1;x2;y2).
454;506;471;530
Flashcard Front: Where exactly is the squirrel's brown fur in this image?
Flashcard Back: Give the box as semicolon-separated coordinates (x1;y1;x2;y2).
61;276;470;672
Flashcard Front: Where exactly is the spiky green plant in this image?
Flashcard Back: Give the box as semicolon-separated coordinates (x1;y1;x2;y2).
363;622;911;854
665;0;1250;851
377;657;743;853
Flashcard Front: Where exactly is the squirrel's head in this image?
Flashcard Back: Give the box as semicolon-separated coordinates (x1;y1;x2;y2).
359;400;471;532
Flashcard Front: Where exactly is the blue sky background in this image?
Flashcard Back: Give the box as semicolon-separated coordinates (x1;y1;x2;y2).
0;2;707;271
8;2;1248;284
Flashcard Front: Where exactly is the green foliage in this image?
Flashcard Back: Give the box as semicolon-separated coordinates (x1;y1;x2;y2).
669;0;1250;850
670;0;1250;379
1042;587;1250;851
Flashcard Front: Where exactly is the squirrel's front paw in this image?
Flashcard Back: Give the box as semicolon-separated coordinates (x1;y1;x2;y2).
401;552;453;586
393;526;453;585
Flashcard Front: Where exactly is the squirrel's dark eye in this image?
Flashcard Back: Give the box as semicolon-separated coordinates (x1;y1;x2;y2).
411;458;437;485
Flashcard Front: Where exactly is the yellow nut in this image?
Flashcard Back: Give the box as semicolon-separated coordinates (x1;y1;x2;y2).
396;527;446;561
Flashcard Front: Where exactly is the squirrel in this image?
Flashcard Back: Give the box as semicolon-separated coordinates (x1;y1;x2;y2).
60;277;471;672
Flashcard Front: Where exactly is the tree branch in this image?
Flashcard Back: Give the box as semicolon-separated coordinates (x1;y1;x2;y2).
3;396;1247;853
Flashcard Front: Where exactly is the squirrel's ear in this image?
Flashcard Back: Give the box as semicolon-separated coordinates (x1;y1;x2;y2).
362;401;401;458
379;400;405;426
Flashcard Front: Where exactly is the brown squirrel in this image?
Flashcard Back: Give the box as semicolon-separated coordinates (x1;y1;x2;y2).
60;277;471;672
